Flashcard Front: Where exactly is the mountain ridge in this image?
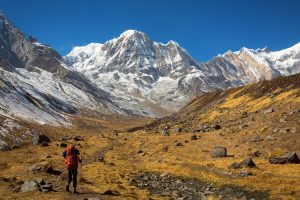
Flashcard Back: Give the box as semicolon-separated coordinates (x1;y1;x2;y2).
65;29;300;116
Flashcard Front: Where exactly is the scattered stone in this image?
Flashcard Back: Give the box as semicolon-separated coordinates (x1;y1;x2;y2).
212;124;222;130
241;111;248;118
211;147;227;158
174;142;183;147
264;108;274;114
59;143;68;148
137;149;144;154
191;135;197;140
162;146;169;152
32;134;51;145
130;172;268;199
251;136;263;142
73;136;84;141
269;152;300;164
0;163;9;171
239;170;253;176
61;136;71;141
173;127;182;133
251;151;262;157
102;189;121;196
239;157;256;168
273;128;279;133
265;136;275;141
161;129;170;136
239;124;248;129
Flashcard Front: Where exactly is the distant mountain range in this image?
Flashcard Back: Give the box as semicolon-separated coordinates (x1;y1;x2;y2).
0;12;299;124
65;30;300;116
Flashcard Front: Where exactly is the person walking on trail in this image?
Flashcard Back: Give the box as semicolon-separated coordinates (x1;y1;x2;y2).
63;144;82;193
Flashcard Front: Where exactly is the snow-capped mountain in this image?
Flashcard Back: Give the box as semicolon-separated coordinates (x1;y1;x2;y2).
65;30;218;116
0;12;123;125
65;30;300;116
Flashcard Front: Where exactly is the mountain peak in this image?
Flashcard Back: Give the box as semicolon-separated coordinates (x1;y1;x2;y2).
120;29;146;38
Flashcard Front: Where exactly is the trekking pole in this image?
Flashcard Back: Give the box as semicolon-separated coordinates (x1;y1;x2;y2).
80;162;83;180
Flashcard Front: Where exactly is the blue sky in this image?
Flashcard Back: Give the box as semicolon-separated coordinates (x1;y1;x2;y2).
1;0;300;61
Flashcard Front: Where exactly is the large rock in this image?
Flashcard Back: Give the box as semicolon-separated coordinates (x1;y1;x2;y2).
239;157;256;168
269;152;300;164
32;134;51;145
211;147;227;158
27;162;53;173
20;180;39;192
0;140;10;151
191;135;198;140
161;129;170;136
20;179;53;193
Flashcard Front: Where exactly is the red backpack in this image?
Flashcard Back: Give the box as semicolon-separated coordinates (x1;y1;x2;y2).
65;145;78;169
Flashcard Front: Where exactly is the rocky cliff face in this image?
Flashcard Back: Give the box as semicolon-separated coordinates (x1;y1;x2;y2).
65;30;300;116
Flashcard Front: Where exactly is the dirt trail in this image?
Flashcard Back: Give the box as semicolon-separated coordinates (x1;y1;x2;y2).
130;172;269;200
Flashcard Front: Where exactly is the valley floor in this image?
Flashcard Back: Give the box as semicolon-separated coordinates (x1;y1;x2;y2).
0;114;299;200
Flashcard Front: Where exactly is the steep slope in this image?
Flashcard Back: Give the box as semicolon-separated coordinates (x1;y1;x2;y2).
0;12;122;125
133;73;300;136
65;30;300;116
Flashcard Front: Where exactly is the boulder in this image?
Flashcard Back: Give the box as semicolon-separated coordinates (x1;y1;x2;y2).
269;152;300;164
59;142;68;148
173;127;182;133
241;111;248;118
20;179;53;193
264;108;274;114
211;124;222;130
251;151;262;157
211;147;227;158
161;129;170;136
0;140;10;151
40;183;53;192
20;180;39;192
27;162;53;173
32;134;51;145
73;136;84;141
174;142;183;147
162;146;169;152
61;136;71;141
251;136;263;142
239;157;256;168
191;135;197;140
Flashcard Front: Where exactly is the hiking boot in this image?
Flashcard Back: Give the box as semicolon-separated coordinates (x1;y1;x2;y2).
65;184;70;192
73;188;78;194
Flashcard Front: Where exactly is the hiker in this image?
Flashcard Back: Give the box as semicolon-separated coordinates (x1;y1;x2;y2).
63;144;82;193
